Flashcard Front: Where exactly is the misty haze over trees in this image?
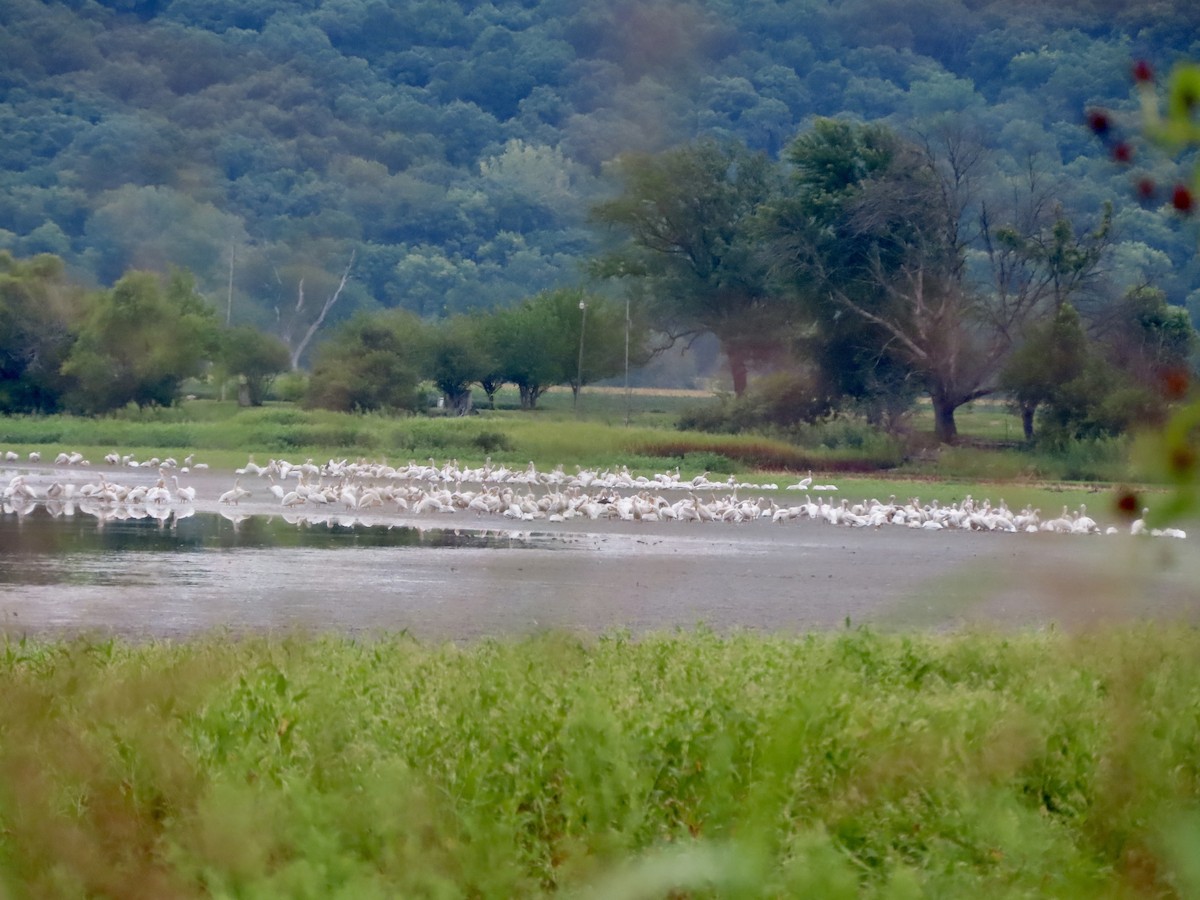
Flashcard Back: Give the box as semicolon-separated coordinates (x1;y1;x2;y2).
1;0;1198;439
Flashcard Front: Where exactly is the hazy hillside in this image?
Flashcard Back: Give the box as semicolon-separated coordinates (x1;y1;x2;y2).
2;0;1198;358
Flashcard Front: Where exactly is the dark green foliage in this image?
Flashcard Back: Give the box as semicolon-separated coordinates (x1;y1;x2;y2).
591;139;786;397
471;430;514;453
0;1;1194;334
218;325;291;407
676;370;834;434
1001;302;1091;440
488;287;636;409
680;449;737;474
1008;290;1198;447
0;252;82;414
767;119;988;441
1102;286;1196;394
60;269;219;414
0;1;1198;447
428;315;494;415
303;310;427;413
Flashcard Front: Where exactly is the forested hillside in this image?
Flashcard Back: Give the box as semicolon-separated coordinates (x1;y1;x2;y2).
1;0;1198;365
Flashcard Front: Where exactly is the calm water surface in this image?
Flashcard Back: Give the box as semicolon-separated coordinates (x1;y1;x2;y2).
3;505;1197;639
0;509;577;637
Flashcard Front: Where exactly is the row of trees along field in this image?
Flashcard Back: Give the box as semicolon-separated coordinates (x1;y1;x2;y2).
3;115;1194;443
0;251;642;416
2;1;1199;442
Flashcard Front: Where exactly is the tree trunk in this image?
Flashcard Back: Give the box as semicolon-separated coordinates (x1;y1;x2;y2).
518;384;541;410
727;349;749;397
931;393;959;444
445;388;473;416
1020;401;1036;441
288;250;355;370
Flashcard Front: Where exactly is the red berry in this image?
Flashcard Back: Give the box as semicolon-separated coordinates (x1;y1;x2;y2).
1172;184;1195;214
1086;109;1111;135
1161;367;1190;400
1115;488;1140;517
1112;142;1133;163
1132;59;1154;83
1136;177;1156;200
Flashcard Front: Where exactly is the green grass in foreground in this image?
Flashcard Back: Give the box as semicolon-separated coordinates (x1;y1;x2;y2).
2;628;1199;897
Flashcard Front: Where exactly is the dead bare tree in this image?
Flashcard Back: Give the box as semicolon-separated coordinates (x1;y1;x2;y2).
279;250;356;370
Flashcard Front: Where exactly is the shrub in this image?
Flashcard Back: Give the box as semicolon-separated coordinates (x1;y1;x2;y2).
676;396;738;433
472;430;513;453
271;372;308;403
681;450;737;474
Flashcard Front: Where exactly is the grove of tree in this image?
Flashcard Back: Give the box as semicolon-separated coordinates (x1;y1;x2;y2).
1;1;1198;441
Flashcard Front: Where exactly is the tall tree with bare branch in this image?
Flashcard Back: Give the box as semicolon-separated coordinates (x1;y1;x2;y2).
767;119;1113;443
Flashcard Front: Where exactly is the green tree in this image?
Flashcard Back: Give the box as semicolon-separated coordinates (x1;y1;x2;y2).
1038;356;1148;447
999;302;1090;441
486;288;634;410
769;120;1113;443
1100;285;1197;393
60;269;218;413
0;252;82;413
983;196;1115;438
304;309;426;413
490;301;562;410
767;119;984;441
428;315;495;415
765;119;922;426
218;324;291;407
591;139;785;397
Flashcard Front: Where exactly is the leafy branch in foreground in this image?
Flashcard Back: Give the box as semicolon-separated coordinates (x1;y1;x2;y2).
1092;61;1200;524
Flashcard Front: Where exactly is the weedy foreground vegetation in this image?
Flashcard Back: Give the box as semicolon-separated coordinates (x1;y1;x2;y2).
3;628;1200;898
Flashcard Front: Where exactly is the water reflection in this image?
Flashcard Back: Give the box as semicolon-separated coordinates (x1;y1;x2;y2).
0;507;555;587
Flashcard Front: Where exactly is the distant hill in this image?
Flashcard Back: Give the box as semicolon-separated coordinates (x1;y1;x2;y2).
2;0;1198;361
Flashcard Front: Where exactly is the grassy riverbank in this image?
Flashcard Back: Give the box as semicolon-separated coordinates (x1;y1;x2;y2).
2;628;1198;897
0;393;1144;502
0;389;1169;536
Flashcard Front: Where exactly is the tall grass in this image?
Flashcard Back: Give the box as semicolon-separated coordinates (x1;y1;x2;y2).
1;628;1198;897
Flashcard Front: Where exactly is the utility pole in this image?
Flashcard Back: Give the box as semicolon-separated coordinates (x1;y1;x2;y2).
575;299;587;411
623;294;631;426
226;241;235;325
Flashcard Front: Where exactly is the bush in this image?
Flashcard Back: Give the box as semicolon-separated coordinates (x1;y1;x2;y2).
681;450;737;474
472;430;513;453
743;371;834;428
271;372;308;403
677;374;833;435
676;397;738;433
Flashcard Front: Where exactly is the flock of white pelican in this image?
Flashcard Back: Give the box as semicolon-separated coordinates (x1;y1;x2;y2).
0;451;1184;539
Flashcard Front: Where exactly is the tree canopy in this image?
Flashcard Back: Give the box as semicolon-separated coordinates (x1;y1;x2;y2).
60;269;219;414
591;140;785;396
1;1;1198;434
1;0;1196;363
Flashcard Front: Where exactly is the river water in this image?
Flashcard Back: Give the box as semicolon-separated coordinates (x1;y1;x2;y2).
2;499;1197;640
